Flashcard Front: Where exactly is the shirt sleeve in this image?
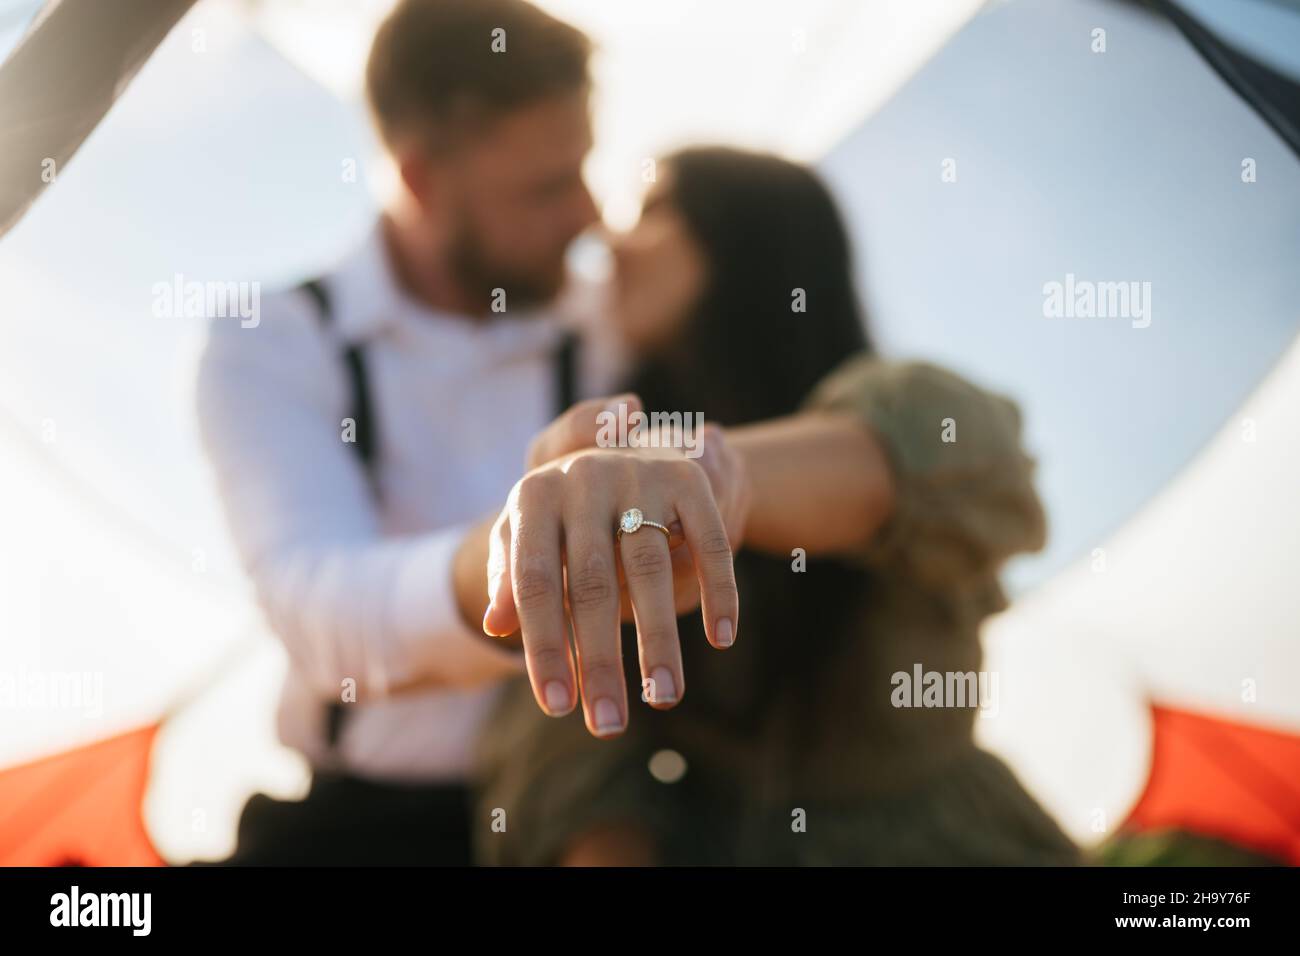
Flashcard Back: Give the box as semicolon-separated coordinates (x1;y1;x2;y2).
195;294;524;701
802;353;1047;604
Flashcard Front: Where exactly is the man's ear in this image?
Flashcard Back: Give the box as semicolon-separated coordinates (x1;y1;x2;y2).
396;145;440;213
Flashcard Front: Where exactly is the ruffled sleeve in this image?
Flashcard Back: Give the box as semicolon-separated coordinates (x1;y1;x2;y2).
803;354;1046;607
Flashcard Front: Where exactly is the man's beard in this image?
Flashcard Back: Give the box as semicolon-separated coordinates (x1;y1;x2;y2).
448;227;566;314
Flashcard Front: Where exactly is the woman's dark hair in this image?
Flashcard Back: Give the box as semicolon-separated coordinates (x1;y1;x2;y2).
624;146;876;747
629;146;871;425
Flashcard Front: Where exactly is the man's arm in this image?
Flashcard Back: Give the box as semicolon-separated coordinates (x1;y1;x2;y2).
195;298;523;702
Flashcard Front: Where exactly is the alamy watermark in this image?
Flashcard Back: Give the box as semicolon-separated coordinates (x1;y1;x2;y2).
50;886;151;936
0;667;104;718
151;273;260;328
1042;273;1151;329
596;402;704;459
891;664;999;718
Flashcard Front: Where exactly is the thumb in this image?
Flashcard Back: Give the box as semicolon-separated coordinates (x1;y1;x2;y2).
482;511;519;637
525;392;643;469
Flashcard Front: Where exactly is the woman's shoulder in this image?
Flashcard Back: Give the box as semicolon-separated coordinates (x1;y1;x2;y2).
806;353;1030;468
805;351;1046;587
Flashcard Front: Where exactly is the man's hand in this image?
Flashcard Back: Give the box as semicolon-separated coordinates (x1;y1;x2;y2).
479;395;749;738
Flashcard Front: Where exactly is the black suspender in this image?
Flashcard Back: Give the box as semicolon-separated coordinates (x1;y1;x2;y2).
299;278;578;759
553;328;579;413
301;279;369;754
302;279;376;469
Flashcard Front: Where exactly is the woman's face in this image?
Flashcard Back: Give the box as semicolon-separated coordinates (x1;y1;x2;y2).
608;178;708;355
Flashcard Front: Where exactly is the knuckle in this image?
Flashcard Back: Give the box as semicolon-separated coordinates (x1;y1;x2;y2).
514;567;558;609
676;458;711;493
563;453;602;482
513;474;540;507
696;450;721;482
707;575;738;602
578;654;623;685
642;454;680;480
506;476;526;508
612;452;640;478
637;626;679;649
568;562;615;610
527;643;571;674
624;543;670;579
697;528;733;559
517;470;562;508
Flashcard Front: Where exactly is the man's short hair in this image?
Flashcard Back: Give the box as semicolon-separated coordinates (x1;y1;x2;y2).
366;0;592;152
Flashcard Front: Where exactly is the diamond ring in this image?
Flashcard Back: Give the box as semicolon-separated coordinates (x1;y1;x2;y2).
616;508;672;543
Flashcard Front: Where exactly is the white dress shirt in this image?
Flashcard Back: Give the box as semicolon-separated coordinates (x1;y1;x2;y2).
196;223;621;783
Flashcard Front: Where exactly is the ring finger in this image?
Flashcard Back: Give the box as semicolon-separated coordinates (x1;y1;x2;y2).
616;502;684;710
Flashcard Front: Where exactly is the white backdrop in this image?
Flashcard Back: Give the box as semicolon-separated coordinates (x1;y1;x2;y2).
820;0;1300;841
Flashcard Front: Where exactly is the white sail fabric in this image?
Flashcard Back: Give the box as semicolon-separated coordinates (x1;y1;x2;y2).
980;330;1300;843
818;0;1300;845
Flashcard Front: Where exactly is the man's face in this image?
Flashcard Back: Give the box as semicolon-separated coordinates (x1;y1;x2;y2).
432;91;598;311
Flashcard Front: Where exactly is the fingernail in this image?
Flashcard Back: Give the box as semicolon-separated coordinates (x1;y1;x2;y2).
594;697;623;736
649;666;677;705
544;680;571;715
482;605;508;638
716;618;734;648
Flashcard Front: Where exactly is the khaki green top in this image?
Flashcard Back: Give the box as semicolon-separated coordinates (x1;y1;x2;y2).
472;355;1077;866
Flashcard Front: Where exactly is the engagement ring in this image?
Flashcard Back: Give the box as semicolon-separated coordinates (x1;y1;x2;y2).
616;508;671;543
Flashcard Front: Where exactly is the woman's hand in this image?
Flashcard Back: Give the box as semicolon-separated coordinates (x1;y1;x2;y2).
480;395;748;738
523;393;751;549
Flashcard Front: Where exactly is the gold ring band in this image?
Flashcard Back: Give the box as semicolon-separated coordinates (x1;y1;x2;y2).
616;508;672;543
